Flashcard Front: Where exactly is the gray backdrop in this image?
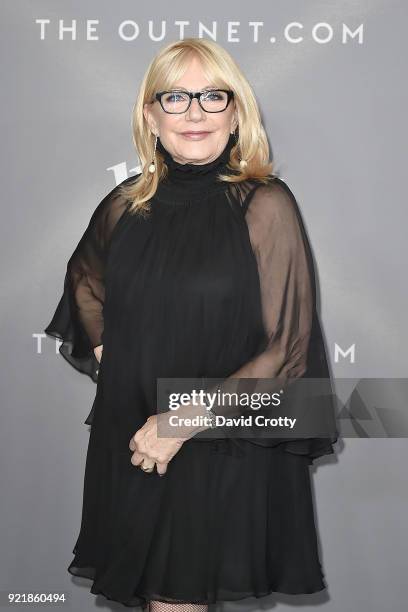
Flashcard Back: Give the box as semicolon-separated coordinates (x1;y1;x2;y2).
1;1;407;611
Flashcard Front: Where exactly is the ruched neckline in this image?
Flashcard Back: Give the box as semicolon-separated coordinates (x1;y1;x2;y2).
154;133;236;203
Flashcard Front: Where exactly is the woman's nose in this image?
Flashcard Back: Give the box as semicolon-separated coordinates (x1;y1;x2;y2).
187;97;204;118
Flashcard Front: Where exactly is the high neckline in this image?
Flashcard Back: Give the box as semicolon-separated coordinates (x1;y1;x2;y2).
154;133;236;203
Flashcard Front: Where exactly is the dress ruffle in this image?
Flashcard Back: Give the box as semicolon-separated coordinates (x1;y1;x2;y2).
44;272;100;384
66;439;328;608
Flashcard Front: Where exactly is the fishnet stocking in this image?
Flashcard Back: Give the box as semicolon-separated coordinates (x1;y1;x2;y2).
148;601;208;612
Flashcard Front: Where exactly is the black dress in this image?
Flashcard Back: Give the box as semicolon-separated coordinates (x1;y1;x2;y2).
44;133;337;609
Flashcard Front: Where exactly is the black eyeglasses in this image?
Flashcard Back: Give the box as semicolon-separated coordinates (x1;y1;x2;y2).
154;89;234;114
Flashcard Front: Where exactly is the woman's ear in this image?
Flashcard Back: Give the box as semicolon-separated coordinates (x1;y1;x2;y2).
231;112;239;133
143;103;158;135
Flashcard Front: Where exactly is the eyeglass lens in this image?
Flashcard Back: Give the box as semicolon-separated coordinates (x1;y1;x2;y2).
161;90;229;113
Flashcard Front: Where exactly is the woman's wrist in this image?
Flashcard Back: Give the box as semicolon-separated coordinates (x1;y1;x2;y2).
160;401;214;441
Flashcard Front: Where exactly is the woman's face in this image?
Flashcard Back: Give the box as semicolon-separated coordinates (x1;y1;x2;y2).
143;55;238;165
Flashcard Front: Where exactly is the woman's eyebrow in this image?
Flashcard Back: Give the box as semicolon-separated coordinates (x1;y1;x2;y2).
169;85;219;92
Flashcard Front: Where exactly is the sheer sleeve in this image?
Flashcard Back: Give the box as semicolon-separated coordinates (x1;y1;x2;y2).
201;177;338;463
44;175;139;382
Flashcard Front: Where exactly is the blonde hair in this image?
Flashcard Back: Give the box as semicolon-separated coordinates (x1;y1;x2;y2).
118;38;274;216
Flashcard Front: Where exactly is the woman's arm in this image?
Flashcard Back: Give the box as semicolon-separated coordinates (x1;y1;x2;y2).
173;178;337;461
44;174;140;382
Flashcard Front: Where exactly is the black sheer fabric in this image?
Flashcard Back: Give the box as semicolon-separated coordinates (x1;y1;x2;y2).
44;176;137;383
194;178;338;460
44;134;337;608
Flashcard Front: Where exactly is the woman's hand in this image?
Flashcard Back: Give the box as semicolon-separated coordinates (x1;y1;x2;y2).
129;414;185;476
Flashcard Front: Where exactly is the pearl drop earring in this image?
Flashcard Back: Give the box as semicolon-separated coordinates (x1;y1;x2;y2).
232;130;247;169
148;134;158;173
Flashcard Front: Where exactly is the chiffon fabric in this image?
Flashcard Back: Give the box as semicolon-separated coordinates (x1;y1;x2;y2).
44;133;337;608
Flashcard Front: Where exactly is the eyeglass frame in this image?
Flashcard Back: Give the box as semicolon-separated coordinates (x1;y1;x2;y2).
153;89;234;114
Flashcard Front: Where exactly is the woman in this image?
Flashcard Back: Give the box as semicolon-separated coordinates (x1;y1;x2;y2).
44;38;337;611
